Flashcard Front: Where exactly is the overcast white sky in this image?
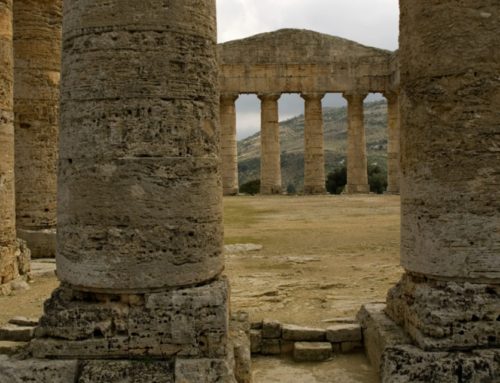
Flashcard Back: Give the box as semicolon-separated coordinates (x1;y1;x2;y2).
216;0;400;139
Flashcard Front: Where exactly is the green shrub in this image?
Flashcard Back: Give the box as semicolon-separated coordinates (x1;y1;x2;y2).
239;179;261;195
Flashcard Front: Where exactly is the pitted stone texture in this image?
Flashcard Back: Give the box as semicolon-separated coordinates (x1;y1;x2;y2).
386;274;500;351
33;278;229;359
381;345;500;383
78;360;174;383
175;358;236;383
221;94;239;196
229;312;251;383
343;93;369;194
258;94;282;195
0;355;78;382
14;0;61;259
399;0;500;280
57;0;222;292
302;93;326;195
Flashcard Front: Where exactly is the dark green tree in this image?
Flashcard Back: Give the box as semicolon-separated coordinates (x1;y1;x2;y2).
239;179;261;195
325;166;347;194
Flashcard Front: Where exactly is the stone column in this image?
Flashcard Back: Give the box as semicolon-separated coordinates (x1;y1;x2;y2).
14;0;62;258
220;93;239;195
384;91;400;194
258;93;282;194
380;0;500;379
0;0;30;295
302;93;326;194
343;92;369;193
31;1;240;380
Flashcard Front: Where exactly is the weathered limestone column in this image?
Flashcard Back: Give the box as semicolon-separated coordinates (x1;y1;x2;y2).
28;1;241;380
302;93;326;194
343;92;369;193
258;93;282;194
14;0;62;258
369;1;500;380
384;91;400;194
0;0;30;295
220;93;239;195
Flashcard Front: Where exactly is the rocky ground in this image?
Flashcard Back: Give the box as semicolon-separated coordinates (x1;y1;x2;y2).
0;195;401;382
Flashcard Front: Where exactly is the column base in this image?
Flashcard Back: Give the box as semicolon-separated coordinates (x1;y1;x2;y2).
344;184;370;194
386;273;499;351
17;228;56;258
0;239;31;296
260;185;282;195
357;303;500;383
223;187;239;196
303;185;327;195
15;276;248;382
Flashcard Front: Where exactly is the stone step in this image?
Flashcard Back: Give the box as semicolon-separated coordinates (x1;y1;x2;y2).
0;341;28;356
326;323;362;343
0;324;35;342
293;342;332;362
282;324;326;342
8;316;39;327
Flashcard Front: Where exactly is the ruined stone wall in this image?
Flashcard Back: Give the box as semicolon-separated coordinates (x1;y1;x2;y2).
14;0;62;258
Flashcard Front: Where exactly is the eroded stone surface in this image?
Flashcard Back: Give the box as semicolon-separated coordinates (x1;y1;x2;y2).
293;342;332;362
282;324;326;342
0;355;78;382
326;323;362;343
79;360;174;383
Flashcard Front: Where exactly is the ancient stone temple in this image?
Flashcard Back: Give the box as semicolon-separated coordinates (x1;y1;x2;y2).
0;0;30;296
0;0;244;381
13;0;61;258
359;1;500;381
218;30;401;195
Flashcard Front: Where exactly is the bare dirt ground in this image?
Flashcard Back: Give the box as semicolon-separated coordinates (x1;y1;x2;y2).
0;195;401;382
224;195;402;326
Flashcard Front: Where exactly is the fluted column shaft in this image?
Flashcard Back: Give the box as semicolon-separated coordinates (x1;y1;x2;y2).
14;0;62;258
385;91;400;194
220;93;239;195
302;93;326;194
258;93;282;194
344;93;369;193
57;0;223;293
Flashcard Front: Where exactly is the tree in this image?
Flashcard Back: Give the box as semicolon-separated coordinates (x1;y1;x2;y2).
368;164;387;194
239;179;260;195
326;166;347;194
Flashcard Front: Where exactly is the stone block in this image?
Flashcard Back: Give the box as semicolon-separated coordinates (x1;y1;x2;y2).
282;324;326;341
280;340;294;354
293;342;332;362
261;319;281;339
261;339;280;355
0;355;78;382
0;324;35;342
8;316;39;327
0;341;28;356
381;345;500;383
340;341;363;353
250;330;262;354
250;321;262;330
175;358;235;383
78;360;174;383
356;303;411;373
326;323;362;343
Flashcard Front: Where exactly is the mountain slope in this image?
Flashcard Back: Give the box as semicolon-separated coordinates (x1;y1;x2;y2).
237;100;389;191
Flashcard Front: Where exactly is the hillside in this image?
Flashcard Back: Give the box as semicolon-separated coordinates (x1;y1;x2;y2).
237;100;389;192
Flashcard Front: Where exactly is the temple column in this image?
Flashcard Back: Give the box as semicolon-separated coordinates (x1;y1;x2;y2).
343;92;369;193
258;93;282;194
220;93;239;195
372;0;500;380
14;0;62;258
384;91;400;194
302;92;326;194
0;0;30;295
31;1;239;380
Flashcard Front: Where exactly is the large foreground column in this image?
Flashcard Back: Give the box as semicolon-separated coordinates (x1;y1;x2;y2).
343;93;369;194
28;1;242;380
359;1;500;381
0;0;30;295
259;93;282;194
302;93;326;194
14;0;62;258
220;93;239;195
384;91;400;194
